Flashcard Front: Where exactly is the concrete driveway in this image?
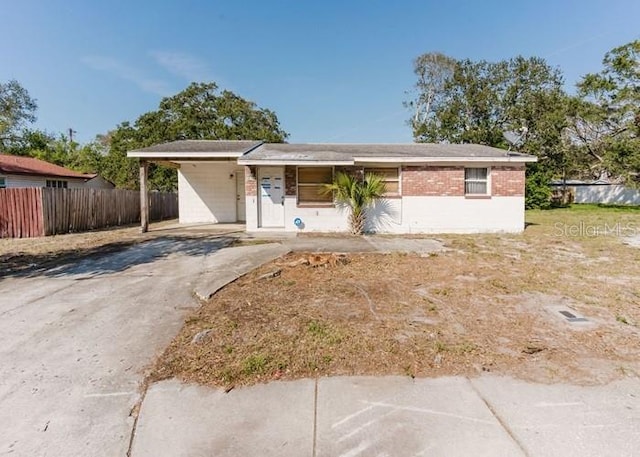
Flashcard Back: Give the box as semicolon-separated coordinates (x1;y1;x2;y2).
2;233;639;456
0;236;289;457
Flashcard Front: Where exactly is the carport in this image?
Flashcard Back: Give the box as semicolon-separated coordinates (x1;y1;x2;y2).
127;140;263;232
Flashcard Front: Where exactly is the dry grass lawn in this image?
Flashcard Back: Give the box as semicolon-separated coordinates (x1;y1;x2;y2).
152;205;640;388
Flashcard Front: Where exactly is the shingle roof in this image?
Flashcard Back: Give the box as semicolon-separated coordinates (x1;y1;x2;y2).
240;143;536;163
126;140;537;163
129;140;263;154
0;154;90;179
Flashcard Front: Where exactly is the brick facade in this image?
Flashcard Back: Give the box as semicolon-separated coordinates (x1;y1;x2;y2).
244;166;257;197
284;166;297;196
491;166;525;197
248;164;525;198
402;166;465;196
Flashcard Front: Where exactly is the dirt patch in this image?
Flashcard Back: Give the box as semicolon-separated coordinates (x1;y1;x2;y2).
153;212;640;388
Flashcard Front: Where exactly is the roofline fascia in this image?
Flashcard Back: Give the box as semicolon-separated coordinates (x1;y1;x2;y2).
237;160;355;166
238;156;537;166
127;151;245;159
0;170;90;179
351;156;537;163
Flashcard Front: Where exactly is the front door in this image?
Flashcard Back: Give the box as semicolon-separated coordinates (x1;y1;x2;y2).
236;170;246;222
258;167;285;227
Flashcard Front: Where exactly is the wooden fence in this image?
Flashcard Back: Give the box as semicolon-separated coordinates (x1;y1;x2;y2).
0;188;178;238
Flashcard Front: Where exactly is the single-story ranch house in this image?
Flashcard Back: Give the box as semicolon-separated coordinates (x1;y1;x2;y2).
0;153;114;189
128;140;537;233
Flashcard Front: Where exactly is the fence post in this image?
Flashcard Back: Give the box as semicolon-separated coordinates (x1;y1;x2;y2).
139;160;149;233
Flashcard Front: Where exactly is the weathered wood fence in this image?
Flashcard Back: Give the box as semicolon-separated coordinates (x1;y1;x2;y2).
0;188;178;238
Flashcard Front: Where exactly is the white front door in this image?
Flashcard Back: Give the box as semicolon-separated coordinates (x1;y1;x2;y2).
258;167;285;227
236;169;246;222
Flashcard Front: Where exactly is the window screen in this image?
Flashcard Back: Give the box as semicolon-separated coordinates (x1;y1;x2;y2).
464;168;488;195
364;167;400;195
297;167;333;203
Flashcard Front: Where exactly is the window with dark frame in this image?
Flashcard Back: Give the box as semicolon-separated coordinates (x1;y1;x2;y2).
364;167;400;196
0;177;5;189
297;167;333;204
464;168;489;195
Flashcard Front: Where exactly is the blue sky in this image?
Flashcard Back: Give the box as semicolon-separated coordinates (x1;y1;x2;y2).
2;0;639;144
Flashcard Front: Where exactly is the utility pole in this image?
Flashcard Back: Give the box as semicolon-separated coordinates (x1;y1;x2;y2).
68;128;77;143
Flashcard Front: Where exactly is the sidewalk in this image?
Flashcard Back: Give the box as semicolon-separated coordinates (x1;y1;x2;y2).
130;375;639;457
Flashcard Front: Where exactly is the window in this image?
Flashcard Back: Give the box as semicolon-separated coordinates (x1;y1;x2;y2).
46;179;68;189
364;167;400;196
297;167;333;204
464;168;489;195
0;177;5;189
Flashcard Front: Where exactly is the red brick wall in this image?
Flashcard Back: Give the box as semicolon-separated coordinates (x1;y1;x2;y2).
402;166;465;196
249;165;525;198
244;166;257;197
491;166;525;197
284;166;297;196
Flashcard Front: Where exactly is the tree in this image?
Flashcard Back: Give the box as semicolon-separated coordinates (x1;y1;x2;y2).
407;54;572;208
406;52;456;126
574;40;640;183
0;80;37;145
323;171;386;235
104;82;288;190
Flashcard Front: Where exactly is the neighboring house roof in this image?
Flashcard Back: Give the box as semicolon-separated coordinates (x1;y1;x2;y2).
0;154;90;179
128;140;264;159
85;174;116;187
127;140;537;165
239;143;537;165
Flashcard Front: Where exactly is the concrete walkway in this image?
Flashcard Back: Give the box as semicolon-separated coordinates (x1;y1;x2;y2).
0;237;288;457
131;375;639;457
281;236;444;255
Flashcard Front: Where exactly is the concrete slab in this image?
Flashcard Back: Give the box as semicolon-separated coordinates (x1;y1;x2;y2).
131;379;315;457
470;376;640;457
130;374;640;457
364;237;444;255
315;376;525;457
193;243;291;300
0;238;290;457
283;236;445;255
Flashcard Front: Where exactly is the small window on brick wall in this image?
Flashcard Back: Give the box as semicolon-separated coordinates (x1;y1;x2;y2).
0;177;6;188
46;179;68;189
464;168;488;195
297;167;333;204
364;167;400;196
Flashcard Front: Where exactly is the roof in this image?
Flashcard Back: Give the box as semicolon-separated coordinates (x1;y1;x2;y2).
238;143;537;165
128;140;263;159
126;140;537;164
0;154;90;179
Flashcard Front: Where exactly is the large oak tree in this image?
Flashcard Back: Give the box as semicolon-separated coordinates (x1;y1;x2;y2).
103;82;289;190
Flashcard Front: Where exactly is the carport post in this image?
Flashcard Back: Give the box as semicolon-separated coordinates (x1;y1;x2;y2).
140;160;149;233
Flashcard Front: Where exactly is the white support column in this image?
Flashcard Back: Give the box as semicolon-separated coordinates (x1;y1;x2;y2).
140;160;149;233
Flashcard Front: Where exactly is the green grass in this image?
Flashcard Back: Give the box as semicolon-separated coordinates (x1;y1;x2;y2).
526;204;640;240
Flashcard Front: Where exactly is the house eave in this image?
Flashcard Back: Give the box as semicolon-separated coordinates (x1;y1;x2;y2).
238;156;537;166
0;170;91;180
237;159;355;166
352;156;537;164
127;151;245;159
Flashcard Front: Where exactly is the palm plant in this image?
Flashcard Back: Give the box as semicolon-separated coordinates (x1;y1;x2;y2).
323;171;386;235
